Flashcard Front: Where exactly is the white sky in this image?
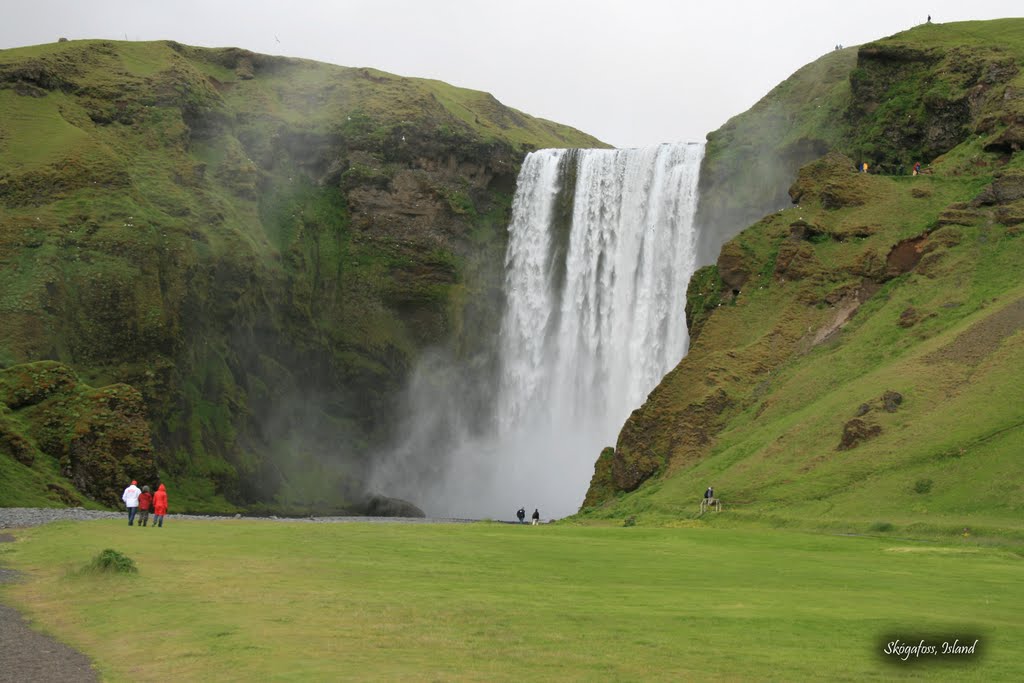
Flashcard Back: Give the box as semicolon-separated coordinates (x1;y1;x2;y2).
2;1;1021;147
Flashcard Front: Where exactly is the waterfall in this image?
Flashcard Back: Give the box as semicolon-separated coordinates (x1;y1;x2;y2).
372;143;704;519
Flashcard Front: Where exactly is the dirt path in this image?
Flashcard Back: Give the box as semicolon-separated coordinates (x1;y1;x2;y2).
0;533;99;683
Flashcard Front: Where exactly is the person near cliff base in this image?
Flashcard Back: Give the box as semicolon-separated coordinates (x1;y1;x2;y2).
137;486;153;527
152;484;169;528
531;508;540;526
913;162;921;176
517;507;526;524
121;480;141;526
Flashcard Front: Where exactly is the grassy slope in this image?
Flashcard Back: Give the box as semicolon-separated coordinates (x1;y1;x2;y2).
0;40;604;511
3;520;1021;681
696;18;1024;262
584;19;1024;537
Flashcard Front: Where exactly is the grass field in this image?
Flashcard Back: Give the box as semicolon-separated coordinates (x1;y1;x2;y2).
2;520;1020;681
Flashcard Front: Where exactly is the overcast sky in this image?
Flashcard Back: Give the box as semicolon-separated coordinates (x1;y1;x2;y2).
2;1;1021;147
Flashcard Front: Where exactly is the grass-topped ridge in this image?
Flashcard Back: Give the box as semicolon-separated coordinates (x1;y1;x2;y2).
585;19;1024;538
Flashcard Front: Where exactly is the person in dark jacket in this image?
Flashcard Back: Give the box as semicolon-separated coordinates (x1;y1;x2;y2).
516;507;526;524
531;509;540;526
137;486;153;527
152;484;169;528
705;486;714;500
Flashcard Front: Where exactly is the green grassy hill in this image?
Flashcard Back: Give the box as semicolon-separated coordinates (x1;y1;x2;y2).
0;39;604;512
584;19;1024;539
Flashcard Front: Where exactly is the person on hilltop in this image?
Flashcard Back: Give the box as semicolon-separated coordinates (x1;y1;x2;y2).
517;507;526;524
531;508;540;526
152;484;169;528
121;480;141;526
137;486;153;527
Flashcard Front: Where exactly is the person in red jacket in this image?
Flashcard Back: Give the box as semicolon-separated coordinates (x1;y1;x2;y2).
152;484;169;528
137;486;153;527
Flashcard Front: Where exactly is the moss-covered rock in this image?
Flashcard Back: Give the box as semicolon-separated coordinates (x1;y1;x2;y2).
0;362;157;506
0;361;78;409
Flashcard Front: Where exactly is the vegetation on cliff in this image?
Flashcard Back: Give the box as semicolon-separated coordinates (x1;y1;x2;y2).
0;39;604;511
584;19;1024;537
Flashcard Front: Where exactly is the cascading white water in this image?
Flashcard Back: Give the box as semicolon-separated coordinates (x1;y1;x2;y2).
372;143;704;519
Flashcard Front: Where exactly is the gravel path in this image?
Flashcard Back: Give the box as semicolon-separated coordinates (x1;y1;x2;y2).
0;532;98;683
0;508;481;682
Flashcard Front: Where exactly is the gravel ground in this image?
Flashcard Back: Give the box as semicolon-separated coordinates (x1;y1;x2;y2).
0;508;479;682
0;507;479;529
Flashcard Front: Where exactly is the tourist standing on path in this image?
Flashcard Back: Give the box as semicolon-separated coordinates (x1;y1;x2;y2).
531;508;540;526
121;480;141;526
517;507;526;524
137;486;152;527
152;484;169;528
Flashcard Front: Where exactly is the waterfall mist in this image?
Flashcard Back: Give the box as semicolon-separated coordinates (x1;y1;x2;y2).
371;143;704;519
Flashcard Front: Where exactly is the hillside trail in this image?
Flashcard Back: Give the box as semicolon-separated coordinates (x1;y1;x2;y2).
0;533;99;683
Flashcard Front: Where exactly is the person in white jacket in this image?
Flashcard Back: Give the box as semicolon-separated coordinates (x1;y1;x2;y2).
122;480;141;526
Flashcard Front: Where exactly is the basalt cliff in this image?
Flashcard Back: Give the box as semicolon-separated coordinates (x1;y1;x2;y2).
0;39;602;512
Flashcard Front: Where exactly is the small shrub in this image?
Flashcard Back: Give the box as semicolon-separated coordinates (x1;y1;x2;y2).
623;515;637;527
869;521;894;533
913;478;933;494
85;549;138;574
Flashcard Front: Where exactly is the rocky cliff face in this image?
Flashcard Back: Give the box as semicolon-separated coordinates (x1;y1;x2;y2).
583;19;1024;529
0;40;604;511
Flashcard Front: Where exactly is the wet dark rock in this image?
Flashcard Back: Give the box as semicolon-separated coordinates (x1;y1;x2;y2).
898;307;921;328
882;391;903;413
973;172;1024;206
837;418;882;451
788;152;866;209
356;494;426;518
774;242;820;281
716;241;751;292
885;235;929;277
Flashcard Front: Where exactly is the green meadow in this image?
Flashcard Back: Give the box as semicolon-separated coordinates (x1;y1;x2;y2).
2;520;1021;681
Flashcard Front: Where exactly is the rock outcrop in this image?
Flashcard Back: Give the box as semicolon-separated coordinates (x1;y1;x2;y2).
0;362;156;506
